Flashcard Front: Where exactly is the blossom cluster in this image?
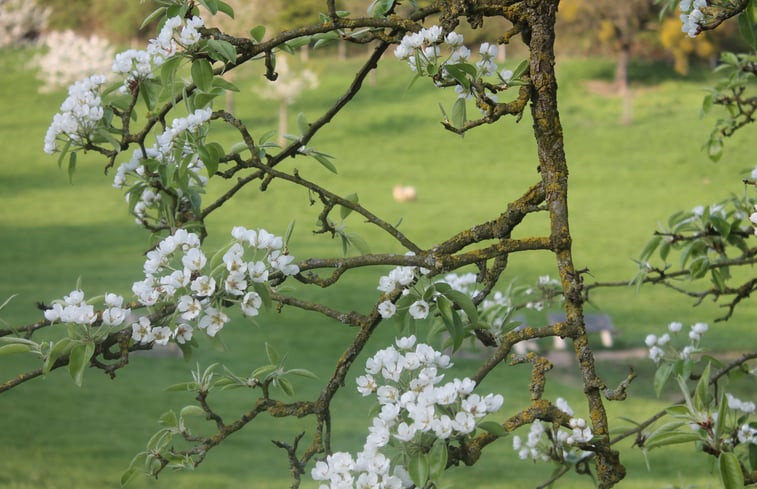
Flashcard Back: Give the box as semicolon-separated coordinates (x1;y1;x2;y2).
112;15;204;93
41;227;296;349
43;74;107;154
679;0;707;38
312;336;504;488
0;0;49;48
512;398;593;463
393;26;513;99
44;290;129;328
35;30;115;93
750;204;757;235
645;321;708;363
376;258;428;320
128;226;297;344
112;108;212;225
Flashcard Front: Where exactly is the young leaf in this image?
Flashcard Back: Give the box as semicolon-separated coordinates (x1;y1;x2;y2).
311;153;338;174
284;219;296;247
277;377;295;396
0;343;31;356
139;78;162;110
510;58;529;80
428;439;449;481
164;381;200;392
693;362;712;412
265;342;280;365
67;151;77;183
408;452;429;489
180;405;206;418
140;6;167;30
296;112;309;135
216;0;235;18
443;289;479;326
207;39;237;63
719;452;744;489
43;337;73;374
191;59;214;92
346;232;371;255
250;25;266;42
653;362;673;397
159;410;178;428
478;421;508;437
451;97;467;129
286;368;318;379
68;342;95;387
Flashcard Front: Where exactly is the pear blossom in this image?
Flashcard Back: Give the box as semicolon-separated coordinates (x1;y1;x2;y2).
174;323;193;344
377;300;396;319
198;307;229;336
240;291;262;317
408;300;429;319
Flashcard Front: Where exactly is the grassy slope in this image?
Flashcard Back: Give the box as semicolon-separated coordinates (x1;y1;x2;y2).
0;47;754;489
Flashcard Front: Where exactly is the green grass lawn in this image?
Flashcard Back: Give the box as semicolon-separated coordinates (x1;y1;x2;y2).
0;44;754;489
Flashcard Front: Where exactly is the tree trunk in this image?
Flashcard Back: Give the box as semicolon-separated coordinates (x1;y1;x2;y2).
278;100;287;147
615;44;632;125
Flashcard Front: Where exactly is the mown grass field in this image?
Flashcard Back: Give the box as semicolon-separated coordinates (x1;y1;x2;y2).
0;43;754;489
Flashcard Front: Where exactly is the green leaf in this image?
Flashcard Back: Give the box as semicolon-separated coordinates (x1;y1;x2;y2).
140;7;167;29
285;36;312;50
120;467;138;487
68;342;94;387
443;289;479;326
180;405;206;418
43;337;73;374
159;410;178;428
707;137;723;162
191;59;214;92
252;281;272;310
164;381;199;392
510;59;529;80
714;390;728;441
67;151;77;183
277;377;295;396
644;431;700;451
693;362;711;411
738;10;757;49
340;193;358;220
428;439;449;481
408;452;429;489
478;421;508;437
639;235;661;261
207;39;237;63
158;163;176;187
0;343;31;356
750;443;757;472
265;342;280;364
146;428;172;452
251;364;278;379
250;25;266;43
346;232;371;255
284;219;296;247
451;97;466;129
296;112;309;135
212;77;239;92
311;153;338;174
139;78;162;111
286;368;318;379
216;0;234;17
719;452;744;489
444;63;472;90
653;362;673;397
701;93;713;116
198;0;219;14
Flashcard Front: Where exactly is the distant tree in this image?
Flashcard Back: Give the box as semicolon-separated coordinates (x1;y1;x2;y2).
38;0;156;41
560;0;656;123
